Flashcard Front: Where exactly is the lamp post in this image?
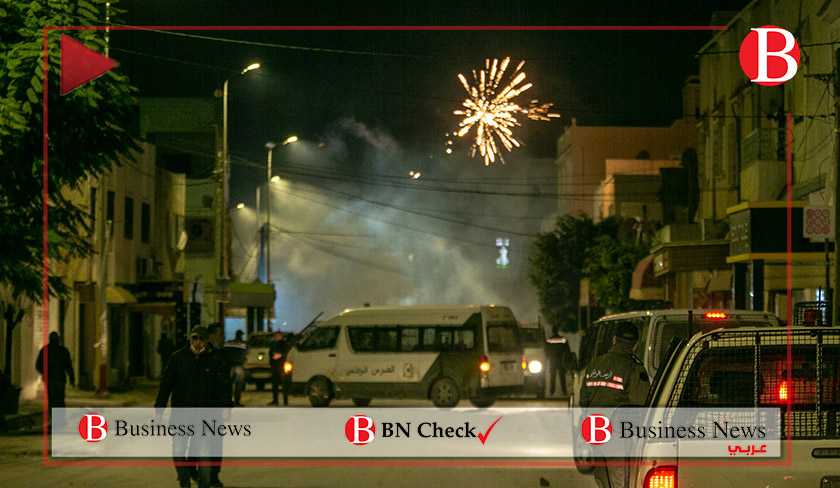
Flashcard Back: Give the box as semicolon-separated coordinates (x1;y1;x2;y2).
263;135;297;284
216;62;260;284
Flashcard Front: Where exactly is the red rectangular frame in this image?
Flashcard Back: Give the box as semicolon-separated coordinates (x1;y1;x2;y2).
40;23;798;470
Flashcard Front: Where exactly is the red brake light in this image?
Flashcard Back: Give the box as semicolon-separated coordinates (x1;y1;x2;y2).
778;381;789;401
644;466;677;488
704;311;728;320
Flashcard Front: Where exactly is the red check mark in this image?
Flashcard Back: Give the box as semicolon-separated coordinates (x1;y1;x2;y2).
477;416;503;445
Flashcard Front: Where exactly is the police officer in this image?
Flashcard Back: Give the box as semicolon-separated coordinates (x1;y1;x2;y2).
579;322;649;488
579;322;649;408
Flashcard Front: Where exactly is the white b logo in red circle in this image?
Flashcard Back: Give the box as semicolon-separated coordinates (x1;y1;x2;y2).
738;25;800;86
581;413;612;445
344;414;376;446
78;413;108;443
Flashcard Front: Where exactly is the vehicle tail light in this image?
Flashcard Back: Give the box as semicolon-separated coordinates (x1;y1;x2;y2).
521;357;527;370
704;311;728;320
479;355;491;373
778;381;789;401
644;465;677;488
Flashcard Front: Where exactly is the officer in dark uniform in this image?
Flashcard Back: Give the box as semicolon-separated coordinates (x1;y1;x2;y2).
579;322;649;488
579;322;649;408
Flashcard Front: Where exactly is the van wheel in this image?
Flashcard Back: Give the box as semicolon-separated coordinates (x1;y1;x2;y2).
352;398;372;407
430;377;460;408
306;377;332;407
469;396;495;408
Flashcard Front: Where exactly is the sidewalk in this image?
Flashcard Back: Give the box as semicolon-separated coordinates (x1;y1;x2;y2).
1;379;159;433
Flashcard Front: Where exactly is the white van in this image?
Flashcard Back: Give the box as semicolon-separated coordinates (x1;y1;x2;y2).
285;305;525;408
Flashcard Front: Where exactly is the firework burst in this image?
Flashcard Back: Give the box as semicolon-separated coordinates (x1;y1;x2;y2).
454;57;559;165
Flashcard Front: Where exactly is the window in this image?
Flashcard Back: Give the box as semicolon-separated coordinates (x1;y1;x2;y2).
486;322;520;353
519;328;545;346
348;327;377;352
246;334;272;348
297;326;339;351
141;202;151;243
106;191;115;234
400;328;419;352
124;197;134;239
421;328;436;350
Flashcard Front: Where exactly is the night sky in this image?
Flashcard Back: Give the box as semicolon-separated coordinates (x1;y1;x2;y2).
115;0;750;162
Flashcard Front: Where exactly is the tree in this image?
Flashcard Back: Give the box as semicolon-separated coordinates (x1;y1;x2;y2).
584;234;649;313
0;1;139;379
529;215;619;333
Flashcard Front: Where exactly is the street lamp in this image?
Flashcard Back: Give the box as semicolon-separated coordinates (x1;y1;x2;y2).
217;61;261;283
263;135;297;283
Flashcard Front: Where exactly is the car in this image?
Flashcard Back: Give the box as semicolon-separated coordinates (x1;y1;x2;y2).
624;326;840;488
285;304;525;408
570;309;781;475
243;331;273;390
519;322;548;398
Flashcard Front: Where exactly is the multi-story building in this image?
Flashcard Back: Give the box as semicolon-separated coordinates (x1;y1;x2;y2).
555;78;699;218
4;142;186;399
696;0;840;320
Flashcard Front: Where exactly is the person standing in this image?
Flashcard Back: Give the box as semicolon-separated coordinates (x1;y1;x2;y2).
155;326;230;488
35;331;75;412
224;330;248;407
268;330;290;406
579;322;649;488
546;336;574;397
157;331;174;372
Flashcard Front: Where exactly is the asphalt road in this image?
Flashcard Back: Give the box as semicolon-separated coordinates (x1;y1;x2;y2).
0;388;596;488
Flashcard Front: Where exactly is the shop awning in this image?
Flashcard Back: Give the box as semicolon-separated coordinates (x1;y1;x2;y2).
629;255;664;300
227;282;275;309
106;286;137;304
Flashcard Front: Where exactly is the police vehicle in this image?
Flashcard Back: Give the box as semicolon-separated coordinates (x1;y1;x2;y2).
625;326;840;488
285;305;525;408
570;309;781;408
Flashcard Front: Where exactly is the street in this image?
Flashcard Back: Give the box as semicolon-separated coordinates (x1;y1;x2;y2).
0;387;594;488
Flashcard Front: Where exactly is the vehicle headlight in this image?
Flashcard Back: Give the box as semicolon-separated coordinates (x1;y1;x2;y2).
257;353;264;362
528;360;543;374
283;361;293;374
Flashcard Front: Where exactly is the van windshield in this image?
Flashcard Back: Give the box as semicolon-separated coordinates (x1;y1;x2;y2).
487;322;521;353
247;335;272;348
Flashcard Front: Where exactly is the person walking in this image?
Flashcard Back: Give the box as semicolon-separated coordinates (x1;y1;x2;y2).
579;322;650;488
205;322;231;488
155;326;230;488
268;330;290;406
224;330;248;407
35;331;75;412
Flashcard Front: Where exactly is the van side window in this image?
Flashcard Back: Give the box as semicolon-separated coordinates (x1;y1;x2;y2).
297;326;339;351
421;328;436;350
378;328;398;352
348;327;376;352
401;328;420;351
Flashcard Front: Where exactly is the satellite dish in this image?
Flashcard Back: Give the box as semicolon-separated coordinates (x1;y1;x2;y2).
176;230;188;251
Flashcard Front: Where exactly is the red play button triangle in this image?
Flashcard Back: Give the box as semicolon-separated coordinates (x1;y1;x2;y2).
60;34;119;95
